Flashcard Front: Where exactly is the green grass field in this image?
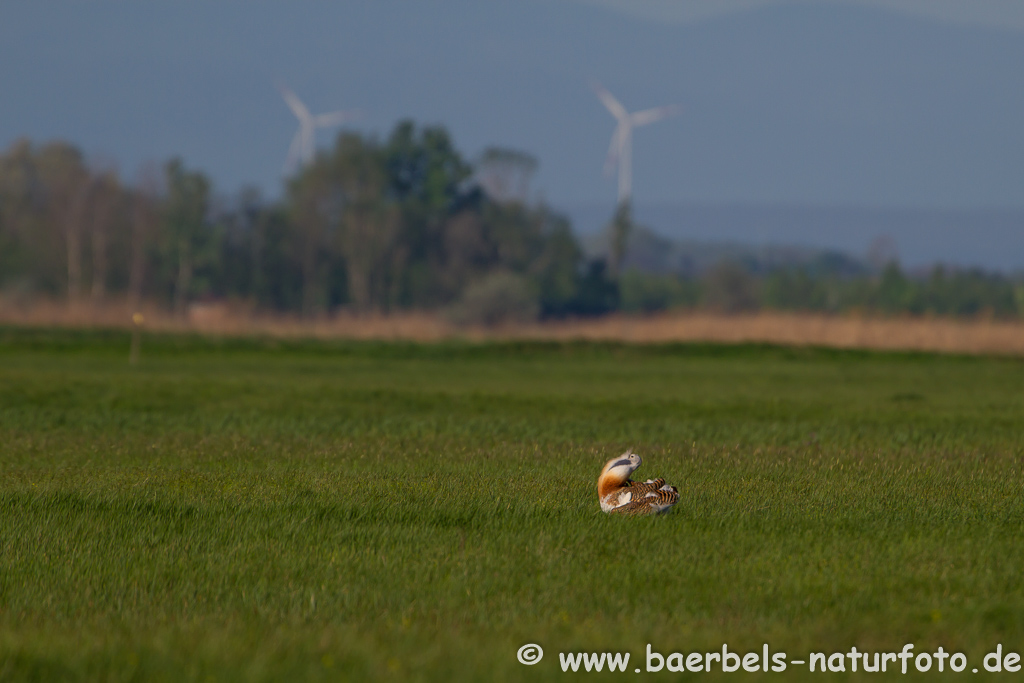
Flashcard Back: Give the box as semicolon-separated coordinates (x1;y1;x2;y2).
1;328;1022;681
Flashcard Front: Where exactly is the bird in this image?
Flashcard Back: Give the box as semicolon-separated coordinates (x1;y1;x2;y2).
598;450;679;515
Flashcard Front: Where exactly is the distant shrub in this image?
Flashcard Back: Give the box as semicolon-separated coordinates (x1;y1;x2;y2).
539;258;620;318
619;270;699;313
702;262;760;313
447;271;539;326
762;269;830;311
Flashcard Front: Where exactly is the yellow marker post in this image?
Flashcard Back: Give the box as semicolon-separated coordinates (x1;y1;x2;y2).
130;312;144;365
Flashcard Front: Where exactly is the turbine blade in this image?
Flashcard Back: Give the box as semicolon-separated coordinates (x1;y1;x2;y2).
590;79;628;120
313;109;361;127
276;82;311;122
630;104;683;127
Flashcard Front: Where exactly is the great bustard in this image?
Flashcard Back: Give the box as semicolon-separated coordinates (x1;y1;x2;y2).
598;451;679;515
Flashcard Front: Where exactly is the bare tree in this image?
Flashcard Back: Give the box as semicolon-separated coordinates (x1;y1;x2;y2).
88;167;119;304
128;165;161;310
340;199;399;312
289;163;336;317
475;147;537;205
34;143;91;305
163;159;210;317
867;234;899;271
333;134;398;312
0;140;44;287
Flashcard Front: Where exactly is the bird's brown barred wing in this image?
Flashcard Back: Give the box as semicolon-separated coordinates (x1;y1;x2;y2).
608;486;679;515
626;478;666;495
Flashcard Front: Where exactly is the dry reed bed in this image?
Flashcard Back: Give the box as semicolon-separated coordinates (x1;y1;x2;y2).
2;299;1024;356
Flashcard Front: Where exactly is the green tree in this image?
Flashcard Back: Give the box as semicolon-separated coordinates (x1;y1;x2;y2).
86;168;121;304
763;269;828;311
287;157;337;315
0;140;46;292
703;262;759;313
162;159;212;315
332;133;400;312
384;121;473;307
126;166;161;309
34;142;91;304
872;262;912;313
620;270;699;313
529;210;583;318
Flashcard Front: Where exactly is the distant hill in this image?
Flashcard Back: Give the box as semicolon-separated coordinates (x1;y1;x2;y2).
570;203;1024;273
581;223;868;278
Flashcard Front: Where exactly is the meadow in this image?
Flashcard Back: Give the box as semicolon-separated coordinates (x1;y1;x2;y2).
0;328;1022;681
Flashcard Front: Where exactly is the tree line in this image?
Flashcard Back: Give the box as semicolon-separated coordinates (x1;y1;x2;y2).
0;122;619;322
620;262;1024;318
1;123;1022;322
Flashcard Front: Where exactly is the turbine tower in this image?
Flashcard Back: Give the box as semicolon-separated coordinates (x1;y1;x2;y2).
592;80;681;205
277;82;360;173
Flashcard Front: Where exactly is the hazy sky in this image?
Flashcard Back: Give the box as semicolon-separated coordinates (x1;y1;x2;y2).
2;0;1022;246
574;0;1024;30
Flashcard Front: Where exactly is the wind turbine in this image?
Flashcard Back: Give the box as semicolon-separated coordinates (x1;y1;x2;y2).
277;82;360;173
592;80;682;205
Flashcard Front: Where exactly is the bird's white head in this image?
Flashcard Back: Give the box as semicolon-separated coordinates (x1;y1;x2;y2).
598;450;642;495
